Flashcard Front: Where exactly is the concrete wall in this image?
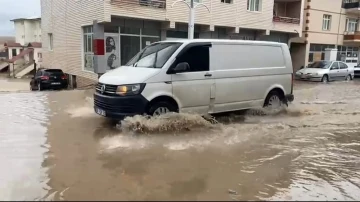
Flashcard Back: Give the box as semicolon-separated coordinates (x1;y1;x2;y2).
14;21;25;45
33;48;42;67
291;43;307;71
287;1;302;18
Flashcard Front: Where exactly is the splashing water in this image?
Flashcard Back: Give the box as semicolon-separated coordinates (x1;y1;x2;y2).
118;113;215;134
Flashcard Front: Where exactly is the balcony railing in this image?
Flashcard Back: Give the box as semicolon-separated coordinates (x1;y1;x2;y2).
111;0;166;9
273;16;300;24
343;0;360;9
344;31;360;40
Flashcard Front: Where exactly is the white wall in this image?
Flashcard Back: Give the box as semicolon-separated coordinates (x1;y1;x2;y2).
33;48;42;66
14;21;25;45
14;19;42;45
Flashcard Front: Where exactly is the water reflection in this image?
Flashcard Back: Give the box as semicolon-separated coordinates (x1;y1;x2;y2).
0;92;50;200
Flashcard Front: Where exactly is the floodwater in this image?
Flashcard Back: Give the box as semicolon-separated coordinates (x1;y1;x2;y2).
1;80;360;200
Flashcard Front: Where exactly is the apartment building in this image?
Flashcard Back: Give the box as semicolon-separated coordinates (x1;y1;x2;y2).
41;0;305;86
299;0;360;70
12;17;42;46
2;17;43;77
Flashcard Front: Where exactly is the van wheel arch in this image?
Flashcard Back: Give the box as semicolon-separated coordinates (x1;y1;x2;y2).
264;88;285;107
146;96;179;115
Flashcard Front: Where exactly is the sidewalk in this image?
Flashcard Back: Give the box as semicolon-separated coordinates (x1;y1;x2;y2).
0;74;30;92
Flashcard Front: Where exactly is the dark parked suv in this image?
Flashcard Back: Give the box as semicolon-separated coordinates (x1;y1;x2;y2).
30;69;68;91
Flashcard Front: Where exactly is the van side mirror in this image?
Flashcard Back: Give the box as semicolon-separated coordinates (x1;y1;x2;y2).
172;62;190;74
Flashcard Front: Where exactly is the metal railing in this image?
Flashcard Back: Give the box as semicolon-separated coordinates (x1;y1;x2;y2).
273;16;300;24
111;0;166;9
343;31;360;40
343;0;360;9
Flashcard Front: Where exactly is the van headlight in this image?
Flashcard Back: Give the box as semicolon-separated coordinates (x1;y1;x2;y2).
116;83;145;96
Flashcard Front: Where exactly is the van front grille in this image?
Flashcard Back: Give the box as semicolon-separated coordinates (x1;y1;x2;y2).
95;83;118;95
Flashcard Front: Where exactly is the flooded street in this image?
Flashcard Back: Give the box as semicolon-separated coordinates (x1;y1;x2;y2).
1;79;360;200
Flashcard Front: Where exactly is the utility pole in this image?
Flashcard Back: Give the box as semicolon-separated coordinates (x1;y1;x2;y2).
171;0;210;39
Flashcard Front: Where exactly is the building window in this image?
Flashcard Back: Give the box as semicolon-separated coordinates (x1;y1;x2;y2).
247;0;261;11
322;14;332;31
337;45;358;63
346;18;358;32
83;26;94;71
221;0;232;4
48;33;53;51
308;44;335;63
38;53;42;59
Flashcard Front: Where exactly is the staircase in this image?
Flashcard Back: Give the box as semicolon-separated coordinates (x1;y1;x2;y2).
14;62;35;78
0;61;8;71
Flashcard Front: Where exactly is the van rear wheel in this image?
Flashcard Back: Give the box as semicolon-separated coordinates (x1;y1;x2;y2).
148;102;177;116
264;91;284;112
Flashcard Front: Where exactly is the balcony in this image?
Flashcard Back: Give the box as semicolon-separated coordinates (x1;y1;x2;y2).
110;0;167;21
273;16;300;24
272;0;302;34
343;31;360;42
343;0;360;13
111;0;166;9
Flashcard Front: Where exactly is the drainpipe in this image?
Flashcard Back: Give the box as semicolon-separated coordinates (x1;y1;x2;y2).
336;5;342;47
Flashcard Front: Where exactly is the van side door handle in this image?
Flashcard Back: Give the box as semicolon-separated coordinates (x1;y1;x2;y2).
204;73;212;77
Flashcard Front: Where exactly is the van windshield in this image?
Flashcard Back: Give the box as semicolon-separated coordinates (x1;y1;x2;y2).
126;42;182;68
308;61;331;69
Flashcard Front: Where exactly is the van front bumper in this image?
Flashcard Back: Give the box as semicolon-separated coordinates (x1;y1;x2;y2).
93;92;149;119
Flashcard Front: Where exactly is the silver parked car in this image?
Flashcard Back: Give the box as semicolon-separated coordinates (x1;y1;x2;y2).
295;61;354;83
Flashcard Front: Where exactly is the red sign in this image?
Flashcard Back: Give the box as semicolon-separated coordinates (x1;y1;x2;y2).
93;39;105;56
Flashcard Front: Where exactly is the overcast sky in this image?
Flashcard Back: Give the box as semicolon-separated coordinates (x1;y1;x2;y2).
0;0;41;36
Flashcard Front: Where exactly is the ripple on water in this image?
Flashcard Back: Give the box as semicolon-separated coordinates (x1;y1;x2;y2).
0;92;50;200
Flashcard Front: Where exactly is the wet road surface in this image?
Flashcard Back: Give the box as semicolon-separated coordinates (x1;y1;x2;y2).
1;80;360;200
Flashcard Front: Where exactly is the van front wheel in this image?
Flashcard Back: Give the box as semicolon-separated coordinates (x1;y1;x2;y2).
148;102;177;116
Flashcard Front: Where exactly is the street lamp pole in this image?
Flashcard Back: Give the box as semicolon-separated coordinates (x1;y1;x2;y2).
171;0;210;39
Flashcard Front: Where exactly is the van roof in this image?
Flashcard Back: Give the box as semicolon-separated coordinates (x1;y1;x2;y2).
161;39;287;46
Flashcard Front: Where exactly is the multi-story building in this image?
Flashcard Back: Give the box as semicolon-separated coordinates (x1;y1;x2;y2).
12;17;42;46
41;0;305;86
298;0;360;70
2;17;43;78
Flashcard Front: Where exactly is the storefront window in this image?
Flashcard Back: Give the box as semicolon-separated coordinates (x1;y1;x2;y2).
118;26;161;65
120;35;140;66
308;44;335;62
83;26;94;72
337;45;358;63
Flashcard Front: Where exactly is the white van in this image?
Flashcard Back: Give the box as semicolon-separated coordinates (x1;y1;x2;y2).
94;39;294;119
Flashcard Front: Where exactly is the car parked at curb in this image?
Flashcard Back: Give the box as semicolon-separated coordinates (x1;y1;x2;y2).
295;60;354;83
30;68;68;91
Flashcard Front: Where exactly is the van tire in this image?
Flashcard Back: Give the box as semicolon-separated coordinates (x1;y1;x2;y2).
264;90;284;110
148;101;177;116
321;75;329;83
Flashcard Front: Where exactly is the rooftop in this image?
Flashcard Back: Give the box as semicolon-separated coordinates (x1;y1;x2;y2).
11;16;41;21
